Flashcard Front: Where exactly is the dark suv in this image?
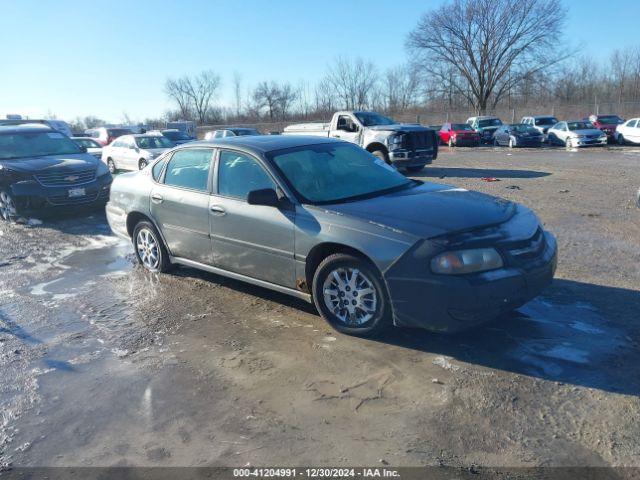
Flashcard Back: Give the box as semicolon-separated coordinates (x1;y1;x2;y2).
0;124;112;220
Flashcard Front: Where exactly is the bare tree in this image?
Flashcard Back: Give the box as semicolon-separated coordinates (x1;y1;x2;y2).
164;77;192;119
381;65;422;112
322;57;378;110
276;82;297;120
611;49;633;104
407;0;568;114
252;81;280;120
164;71;221;123
232;71;243;118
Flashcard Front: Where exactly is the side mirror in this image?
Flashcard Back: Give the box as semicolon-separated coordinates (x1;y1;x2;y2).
247;188;281;207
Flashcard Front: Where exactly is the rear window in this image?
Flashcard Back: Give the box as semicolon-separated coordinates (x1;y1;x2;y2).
136;136;174;149
478;118;502;128
451;124;473;131
535;117;558;126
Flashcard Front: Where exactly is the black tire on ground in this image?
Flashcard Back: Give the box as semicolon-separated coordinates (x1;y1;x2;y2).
107;158;117;174
312;253;392;338
618;134;626;146
0;190;18;222
138;158;148;170
406;165;424;173
371;149;390;164
132;220;172;273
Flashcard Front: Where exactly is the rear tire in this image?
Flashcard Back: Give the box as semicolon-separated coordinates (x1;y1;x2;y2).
133;221;172;273
312;253;392;338
0;190;18;222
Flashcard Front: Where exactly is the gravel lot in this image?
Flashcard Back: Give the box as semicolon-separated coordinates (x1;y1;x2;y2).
1;145;639;471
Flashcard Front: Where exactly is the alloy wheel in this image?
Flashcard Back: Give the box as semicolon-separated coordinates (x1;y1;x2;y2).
107;159;116;174
0;191;17;221
136;228;160;270
322;267;378;327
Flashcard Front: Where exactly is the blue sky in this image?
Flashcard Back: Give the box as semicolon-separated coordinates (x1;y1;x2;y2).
0;0;637;122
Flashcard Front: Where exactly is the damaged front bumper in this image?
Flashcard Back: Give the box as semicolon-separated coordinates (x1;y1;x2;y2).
389;148;436;168
384;215;558;333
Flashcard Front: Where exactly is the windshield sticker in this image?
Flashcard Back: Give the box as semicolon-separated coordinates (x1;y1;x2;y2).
47;133;65;139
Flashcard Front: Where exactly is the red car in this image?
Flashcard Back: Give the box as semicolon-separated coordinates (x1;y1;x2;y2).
586;114;624;142
438;123;481;147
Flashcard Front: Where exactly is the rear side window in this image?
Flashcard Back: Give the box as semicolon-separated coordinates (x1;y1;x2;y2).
163;148;212;191
152;157;167;181
217;151;275;200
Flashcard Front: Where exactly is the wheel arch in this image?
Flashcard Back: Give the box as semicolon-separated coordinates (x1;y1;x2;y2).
365;142;388;156
304;242;378;293
126;210;173;255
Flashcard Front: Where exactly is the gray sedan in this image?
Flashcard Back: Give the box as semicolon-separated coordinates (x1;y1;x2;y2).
107;136;557;337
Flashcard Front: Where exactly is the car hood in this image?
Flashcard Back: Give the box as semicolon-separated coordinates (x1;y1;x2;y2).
569;129;604;136
366;124;431;133
315;182;517;240
0;153;99;173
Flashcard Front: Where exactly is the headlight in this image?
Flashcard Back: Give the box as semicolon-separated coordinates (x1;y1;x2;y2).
387;134;404;149
96;161;110;177
431;248;504;275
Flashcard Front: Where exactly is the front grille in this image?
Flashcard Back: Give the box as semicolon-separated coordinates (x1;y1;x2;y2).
47;191;101;206
404;131;435;150
35;169;96;187
587;134;600;139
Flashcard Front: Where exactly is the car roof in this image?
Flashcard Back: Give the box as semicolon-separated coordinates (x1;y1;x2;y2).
181;135;342;155
0;123;54;134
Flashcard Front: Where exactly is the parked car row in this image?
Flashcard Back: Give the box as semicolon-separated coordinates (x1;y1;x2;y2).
434;113;640;149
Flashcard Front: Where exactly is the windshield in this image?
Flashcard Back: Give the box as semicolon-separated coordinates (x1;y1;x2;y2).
232;129;260;136
73;138;101;148
135;136;174;149
269;143;414;204
162;130;190;141
0;131;82;160
597;115;623;125
107;128;132;137
568;122;593;131
354;112;396;127
512;124;539;133
451;124;473;131
478;118;502;128
535;117;558;126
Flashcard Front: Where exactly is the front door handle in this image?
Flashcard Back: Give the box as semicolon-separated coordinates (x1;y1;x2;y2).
210;205;226;216
151;193;163;204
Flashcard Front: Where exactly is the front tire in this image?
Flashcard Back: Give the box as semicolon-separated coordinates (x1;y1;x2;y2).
508;137;515;148
133;221;172;273
0;190;18;222
371;149;390;165
138;158;148;170
618;134;626;145
312;253;392;337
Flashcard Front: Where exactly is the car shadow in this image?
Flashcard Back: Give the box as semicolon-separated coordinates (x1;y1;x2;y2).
174;270;640;396
414;167;551;179
370;279;640;396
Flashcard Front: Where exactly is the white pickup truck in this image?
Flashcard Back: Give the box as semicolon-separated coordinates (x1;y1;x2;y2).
283;111;438;172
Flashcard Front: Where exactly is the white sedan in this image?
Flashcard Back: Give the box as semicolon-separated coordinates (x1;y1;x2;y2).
102;134;174;173
547;121;607;148
616;118;640;145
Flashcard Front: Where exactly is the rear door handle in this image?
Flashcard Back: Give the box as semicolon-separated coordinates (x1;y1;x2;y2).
210;205;226;216
151;194;163;204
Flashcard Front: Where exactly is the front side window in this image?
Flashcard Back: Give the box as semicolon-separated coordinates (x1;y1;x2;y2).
0;131;82;160
269;143;414;204
163;148;212;191
218;151;275;200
